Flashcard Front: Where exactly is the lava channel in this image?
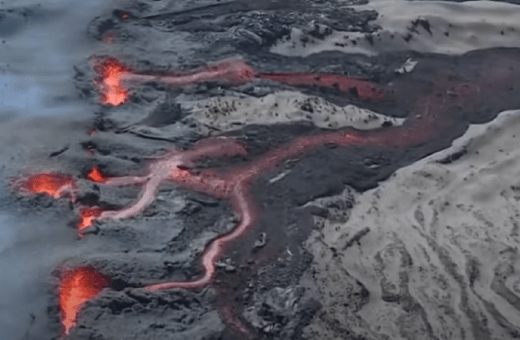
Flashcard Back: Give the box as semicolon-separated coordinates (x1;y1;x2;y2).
92;58;256;107
92;57;391;107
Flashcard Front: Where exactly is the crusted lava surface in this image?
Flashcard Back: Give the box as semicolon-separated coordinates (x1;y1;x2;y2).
5;1;520;340
70;49;520;339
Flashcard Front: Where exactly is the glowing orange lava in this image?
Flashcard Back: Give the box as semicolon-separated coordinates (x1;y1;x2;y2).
78;207;102;236
13;173;76;200
86;166;107;183
95;58;129;106
58;267;109;336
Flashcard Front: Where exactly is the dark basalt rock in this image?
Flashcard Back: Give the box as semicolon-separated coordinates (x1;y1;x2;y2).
4;0;520;339
69;2;520;337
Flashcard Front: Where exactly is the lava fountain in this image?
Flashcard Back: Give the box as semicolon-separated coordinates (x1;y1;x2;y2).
93;57;130;106
58;267;109;336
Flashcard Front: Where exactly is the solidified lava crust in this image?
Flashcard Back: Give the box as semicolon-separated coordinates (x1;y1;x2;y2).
27;47;520;339
8;1;520;339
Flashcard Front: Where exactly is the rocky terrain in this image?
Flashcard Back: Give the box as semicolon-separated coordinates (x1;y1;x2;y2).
1;1;520;340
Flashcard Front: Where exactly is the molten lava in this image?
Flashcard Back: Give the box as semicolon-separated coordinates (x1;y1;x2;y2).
78;206;102;236
92;59;255;107
95;57;130;106
257;73;387;101
21;53;520;338
13;173;76;200
58;267;109;336
86;166;107;183
91;57;391;109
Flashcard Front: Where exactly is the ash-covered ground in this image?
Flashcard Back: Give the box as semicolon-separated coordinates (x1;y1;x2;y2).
2;0;520;340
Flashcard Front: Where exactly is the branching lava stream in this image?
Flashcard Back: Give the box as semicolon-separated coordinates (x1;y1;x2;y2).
11;49;520;339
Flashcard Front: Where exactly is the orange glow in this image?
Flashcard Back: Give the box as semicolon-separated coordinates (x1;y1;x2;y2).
86;166;107;183
13;173;76;199
78;207;102;236
58;267;109;336
95;58;129;106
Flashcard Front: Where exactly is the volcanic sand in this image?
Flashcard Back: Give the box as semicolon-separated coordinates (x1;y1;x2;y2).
302;109;520;339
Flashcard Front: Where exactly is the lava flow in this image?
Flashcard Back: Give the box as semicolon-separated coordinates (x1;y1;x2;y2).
58;267;109;336
12;50;520;338
93;57;389;106
93;58;256;106
10;172;77;201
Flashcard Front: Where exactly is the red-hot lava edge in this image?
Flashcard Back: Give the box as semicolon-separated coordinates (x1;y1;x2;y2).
58;267;110;337
11;56;512;337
